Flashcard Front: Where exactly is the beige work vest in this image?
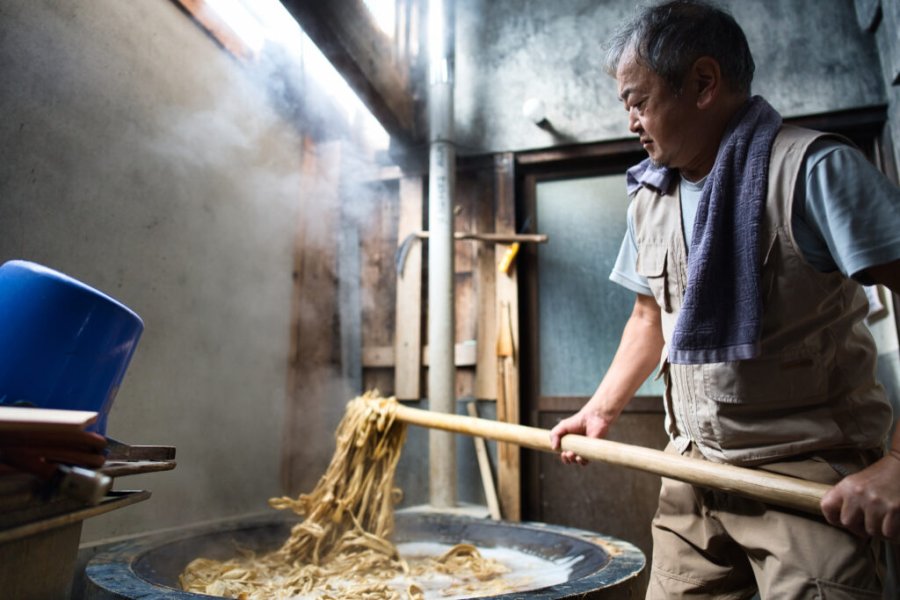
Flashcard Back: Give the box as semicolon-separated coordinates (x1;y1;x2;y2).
632;125;892;466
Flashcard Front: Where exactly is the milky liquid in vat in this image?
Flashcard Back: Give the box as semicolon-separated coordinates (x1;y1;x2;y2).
397;542;583;599
284;541;582;599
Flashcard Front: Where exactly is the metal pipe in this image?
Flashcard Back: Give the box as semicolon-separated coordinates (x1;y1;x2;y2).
426;0;456;508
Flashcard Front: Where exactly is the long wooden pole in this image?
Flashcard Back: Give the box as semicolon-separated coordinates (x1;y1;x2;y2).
391;402;831;516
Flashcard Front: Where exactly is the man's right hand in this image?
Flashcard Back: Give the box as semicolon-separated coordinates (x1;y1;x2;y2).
548;293;664;467
549;409;615;466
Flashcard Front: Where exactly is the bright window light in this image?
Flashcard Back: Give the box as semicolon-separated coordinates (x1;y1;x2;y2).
427;0;445;67
204;0;266;55
363;0;396;37
204;0;390;150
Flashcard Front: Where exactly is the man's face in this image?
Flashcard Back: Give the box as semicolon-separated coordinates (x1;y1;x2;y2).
616;49;701;174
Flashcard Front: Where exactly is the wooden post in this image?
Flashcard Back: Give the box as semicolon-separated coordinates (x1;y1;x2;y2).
493;153;521;521
474;168;498;401
394;176;424;400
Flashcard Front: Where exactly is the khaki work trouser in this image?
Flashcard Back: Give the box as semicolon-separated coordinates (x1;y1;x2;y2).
646;444;883;599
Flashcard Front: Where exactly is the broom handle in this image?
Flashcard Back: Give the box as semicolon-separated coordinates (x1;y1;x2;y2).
392;403;831;516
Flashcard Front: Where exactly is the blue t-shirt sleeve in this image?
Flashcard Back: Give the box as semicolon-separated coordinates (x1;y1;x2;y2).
609;201;653;296
794;140;900;284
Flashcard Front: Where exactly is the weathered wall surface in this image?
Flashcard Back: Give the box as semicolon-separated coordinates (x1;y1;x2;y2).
868;0;900;176
0;0;300;541
455;0;889;155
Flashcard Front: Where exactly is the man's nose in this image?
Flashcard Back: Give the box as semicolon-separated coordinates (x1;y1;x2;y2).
628;109;641;133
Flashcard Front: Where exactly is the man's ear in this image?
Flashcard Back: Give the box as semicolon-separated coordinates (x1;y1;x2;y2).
691;56;721;109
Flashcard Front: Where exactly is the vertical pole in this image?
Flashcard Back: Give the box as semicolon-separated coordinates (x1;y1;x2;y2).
427;0;456;508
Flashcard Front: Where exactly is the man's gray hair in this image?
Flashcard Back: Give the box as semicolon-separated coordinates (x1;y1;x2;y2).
606;0;755;95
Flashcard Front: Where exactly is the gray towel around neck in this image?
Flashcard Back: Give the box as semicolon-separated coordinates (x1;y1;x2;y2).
629;96;783;364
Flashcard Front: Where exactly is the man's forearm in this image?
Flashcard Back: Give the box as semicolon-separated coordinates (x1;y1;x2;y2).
584;294;664;419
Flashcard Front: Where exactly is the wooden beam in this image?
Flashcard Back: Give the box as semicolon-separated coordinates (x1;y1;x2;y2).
363;342;479;369
283;0;418;143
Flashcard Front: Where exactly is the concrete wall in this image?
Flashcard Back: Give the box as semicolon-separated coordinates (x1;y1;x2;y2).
0;0;303;542
455;0;890;155
867;0;900;176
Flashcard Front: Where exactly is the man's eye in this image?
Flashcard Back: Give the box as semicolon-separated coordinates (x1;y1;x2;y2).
627;99;646;113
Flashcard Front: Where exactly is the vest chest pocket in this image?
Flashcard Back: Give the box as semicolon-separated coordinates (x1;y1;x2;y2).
636;243;671;312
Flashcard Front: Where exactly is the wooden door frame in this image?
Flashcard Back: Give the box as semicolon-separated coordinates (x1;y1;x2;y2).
515;139;652;521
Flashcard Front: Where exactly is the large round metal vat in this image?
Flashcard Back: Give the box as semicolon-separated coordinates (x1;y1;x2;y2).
84;511;644;598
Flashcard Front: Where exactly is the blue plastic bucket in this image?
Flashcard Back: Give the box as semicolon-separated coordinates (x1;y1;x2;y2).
0;260;144;435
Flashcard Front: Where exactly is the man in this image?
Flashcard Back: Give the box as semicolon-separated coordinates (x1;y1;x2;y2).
549;1;900;597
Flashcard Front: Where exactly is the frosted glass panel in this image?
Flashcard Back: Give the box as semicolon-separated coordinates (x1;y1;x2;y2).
537;175;663;397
